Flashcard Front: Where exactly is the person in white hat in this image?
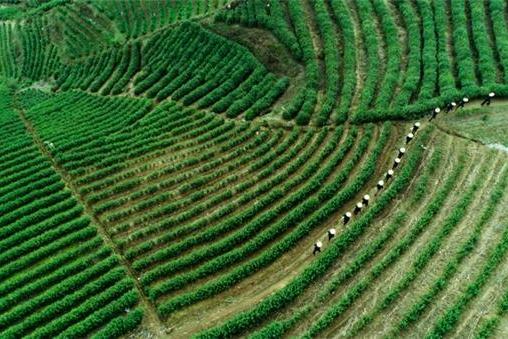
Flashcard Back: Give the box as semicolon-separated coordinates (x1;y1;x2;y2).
328;228;336;241
385;169;394;180
398;147;406;158
354;202;363;215
313;241;323;255
362;194;370;206
411;122;421;133
406;133;414;144
445;101;456;113
429;107;440;121
377;180;384;191
456;97;469;109
343;212;352;225
393;157;401;169
481;92;495;106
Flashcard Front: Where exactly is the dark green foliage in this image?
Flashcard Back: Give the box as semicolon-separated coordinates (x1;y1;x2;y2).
0;82;142;339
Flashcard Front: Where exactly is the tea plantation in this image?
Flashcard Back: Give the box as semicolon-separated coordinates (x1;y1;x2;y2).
0;0;507;338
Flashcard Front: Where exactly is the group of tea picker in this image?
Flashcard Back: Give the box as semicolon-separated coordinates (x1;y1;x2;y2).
313;121;421;255
313;91;498;255
431;92;495;121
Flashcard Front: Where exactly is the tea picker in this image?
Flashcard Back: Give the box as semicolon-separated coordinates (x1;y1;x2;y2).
398;147;406;158
481;92;495;106
354;202;363;215
392;157;401;169
343;212;352;225
385;169;394;181
429;107;440;121
313;241;322;255
445;102;456;113
456;97;469;109
411;122;420;133
362;194;370;206
328;228;336;241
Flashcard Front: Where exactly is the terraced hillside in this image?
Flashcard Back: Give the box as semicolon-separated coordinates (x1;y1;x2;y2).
0;0;507;338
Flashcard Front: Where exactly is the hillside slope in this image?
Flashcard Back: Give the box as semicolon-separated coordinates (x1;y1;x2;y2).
0;0;507;338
